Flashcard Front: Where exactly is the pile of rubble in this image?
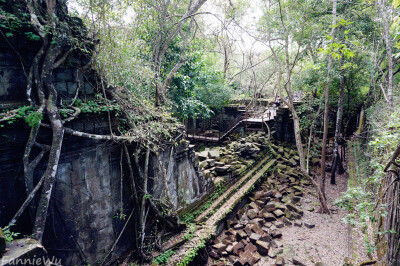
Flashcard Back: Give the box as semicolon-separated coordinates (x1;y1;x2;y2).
207;147;314;266
194;132;268;181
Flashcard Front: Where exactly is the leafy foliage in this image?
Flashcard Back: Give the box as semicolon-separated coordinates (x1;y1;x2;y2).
153;249;176;265
1;225;20;243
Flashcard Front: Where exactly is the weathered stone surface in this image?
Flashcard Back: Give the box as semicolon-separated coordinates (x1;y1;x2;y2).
213;243;227;253
265;190;274;197
270;229;282;239
291;196;301;203
263;212;277;222
294;221;303;227
275;221;285;228
232;241;244;255
358;260;378;265
249;202;259;212
226;244;234;254
265;202;276;211
259;233;271;242
272;190;283;199
243;225;252;235
244;243;257;253
234;224;244;230
275;203;287;211
242;249;260;264
236;230;247;240
1;238;47;265
275;256;285;266
247;209;258;219
282;217;293;226
253;191;264;200
206;159;216;167
291;212;302;219
228;255;237;263
286;203;304;215
249;233;261;244
208;150;220;159
304;222;315;229
250;223;263;234
255;240;269;256
215;165;231;174
209;249;220;259
226;228;237;237
292;256;307;265
273;209;285;218
268;248;277;258
197;151;208;161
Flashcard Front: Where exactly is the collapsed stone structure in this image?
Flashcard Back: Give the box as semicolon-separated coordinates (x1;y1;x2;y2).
0;34;211;264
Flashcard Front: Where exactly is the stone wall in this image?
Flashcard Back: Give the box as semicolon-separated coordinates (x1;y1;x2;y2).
150;141;211;209
0;34;211;264
0;35;94;103
272;107;295;143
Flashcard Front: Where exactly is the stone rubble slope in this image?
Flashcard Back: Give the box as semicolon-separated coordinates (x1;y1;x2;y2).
206;144;314;266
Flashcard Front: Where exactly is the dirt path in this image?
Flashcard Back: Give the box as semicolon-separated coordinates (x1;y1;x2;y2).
265;148;369;265
167;159;276;265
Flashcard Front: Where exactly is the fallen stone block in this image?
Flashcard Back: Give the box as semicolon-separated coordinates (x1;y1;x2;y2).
273;209;285;218
292;256;307;265
304;222;315;229
247;209;258;220
1;238;47;266
213;242;227;253
270;229;282;239
263;212;277;222
255;240;269;256
232;241;244;255
249;233;261;244
242;249;260;264
294;221;303;227
209;249;220;259
286;203;304;215
275;221;285;228
234;224;244;230
208;150;220;159
197;151;208;161
215;166;231;175
244;243;257;253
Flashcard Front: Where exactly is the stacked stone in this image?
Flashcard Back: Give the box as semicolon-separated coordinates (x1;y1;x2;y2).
207;146;313;266
194;132;268;182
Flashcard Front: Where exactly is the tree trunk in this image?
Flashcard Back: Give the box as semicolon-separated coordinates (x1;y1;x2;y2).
152;0;207;106
33;98;64;242
379;0;393;105
319;0;337;214
331;56;345;184
139;148;150;257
